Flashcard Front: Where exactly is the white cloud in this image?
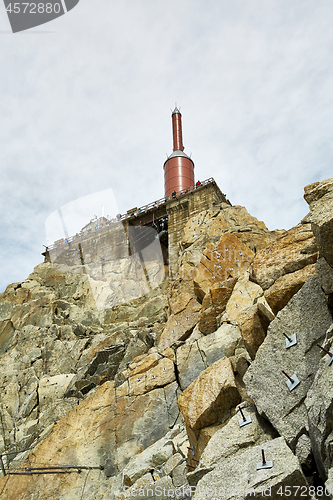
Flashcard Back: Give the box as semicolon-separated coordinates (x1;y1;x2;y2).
1;0;333;290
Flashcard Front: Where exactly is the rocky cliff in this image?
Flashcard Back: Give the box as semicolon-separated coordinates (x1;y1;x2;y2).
0;181;332;500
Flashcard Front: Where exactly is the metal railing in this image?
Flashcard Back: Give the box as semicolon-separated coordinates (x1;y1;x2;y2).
46;177;216;251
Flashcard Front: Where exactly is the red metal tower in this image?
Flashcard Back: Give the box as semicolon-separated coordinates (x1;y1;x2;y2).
163;107;194;198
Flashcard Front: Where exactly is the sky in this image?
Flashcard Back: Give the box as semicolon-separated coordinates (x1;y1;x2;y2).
0;0;333;292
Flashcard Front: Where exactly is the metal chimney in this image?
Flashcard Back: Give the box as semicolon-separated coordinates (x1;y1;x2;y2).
172;108;184;151
163;107;194;198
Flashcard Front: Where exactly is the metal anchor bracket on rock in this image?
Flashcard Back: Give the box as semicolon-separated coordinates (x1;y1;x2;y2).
237;405;252;428
282;332;297;349
256;449;273;470
281;370;300;391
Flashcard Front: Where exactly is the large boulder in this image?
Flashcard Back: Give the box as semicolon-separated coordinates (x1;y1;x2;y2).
251;223;318;290
122;430;176;486
304;178;333;267
304;178;333;205
244;276;332;449
193;233;254;301
305;328;333;480
176;324;244;390
158;298;201;350
237;302;274;359
0;378;184;499
192;437;312;500
188;401;277;486
177;357;240;432
198;278;237;334
224;273;263;324
264;264;316;315
120;356;175;396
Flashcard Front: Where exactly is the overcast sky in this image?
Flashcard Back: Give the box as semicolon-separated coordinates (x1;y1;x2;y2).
0;0;332;292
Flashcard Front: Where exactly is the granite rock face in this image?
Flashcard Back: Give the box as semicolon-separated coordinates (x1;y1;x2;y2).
315;257;333;294
193;233;254;301
174;203;281;305
181;205;280;256
251;223;318;290
176;323;244;390
187;401;277;486
264;264;316;315
0;262;168;462
192;437;312;500
158;297;201;350
224;273;264;323
244;276;332;449
305;178;333;267
304;178;333;205
1;181;333;499
237;301;274;359
305;332;333;480
197;278;237;334
177;357;240;432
